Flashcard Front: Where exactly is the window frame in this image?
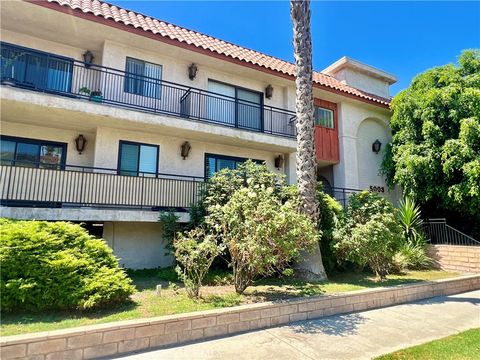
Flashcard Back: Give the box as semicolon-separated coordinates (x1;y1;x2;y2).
207;79;264;131
0;135;68;168
124;56;163;99
313;99;337;130
204;152;263;180
117;140;159;177
314;107;335;129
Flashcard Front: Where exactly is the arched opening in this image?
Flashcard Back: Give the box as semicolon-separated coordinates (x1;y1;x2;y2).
355;118;390;191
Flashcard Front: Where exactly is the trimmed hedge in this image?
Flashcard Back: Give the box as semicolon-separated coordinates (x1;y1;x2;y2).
0;219;135;312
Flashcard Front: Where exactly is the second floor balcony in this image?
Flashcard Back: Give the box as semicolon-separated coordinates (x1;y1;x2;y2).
0;42;297;138
0;161;204;211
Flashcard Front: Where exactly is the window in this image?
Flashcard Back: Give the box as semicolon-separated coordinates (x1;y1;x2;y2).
118;141;159;176
205;153;262;179
207;80;262;131
315;107;334;128
124;57;162;99
0;136;67;168
1;42;73;93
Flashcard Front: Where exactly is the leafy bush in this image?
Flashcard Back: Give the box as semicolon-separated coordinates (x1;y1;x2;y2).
209;185;319;294
333;192;403;280
174;227;223;298
204;160;289;211
0;219;135;312
317;185;343;272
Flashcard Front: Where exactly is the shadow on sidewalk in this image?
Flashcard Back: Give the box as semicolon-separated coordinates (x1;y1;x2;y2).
289;313;368;336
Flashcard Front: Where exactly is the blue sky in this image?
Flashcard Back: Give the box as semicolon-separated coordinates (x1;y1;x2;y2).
108;1;480;94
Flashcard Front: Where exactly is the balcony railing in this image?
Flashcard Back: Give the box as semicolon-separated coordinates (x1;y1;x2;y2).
1;42;297;138
0;162;205;210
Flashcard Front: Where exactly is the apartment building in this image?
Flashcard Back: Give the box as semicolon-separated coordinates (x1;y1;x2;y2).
0;0;397;268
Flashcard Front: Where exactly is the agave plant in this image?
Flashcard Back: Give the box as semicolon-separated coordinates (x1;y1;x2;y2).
397;196;424;245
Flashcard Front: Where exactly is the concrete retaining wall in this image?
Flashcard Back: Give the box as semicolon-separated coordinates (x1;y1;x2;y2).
427;245;480;273
1;275;479;360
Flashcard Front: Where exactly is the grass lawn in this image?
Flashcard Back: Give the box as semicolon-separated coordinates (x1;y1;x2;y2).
1;269;458;337
376;328;480;360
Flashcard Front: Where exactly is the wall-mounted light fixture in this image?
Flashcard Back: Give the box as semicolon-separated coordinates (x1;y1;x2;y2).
372;139;382;154
75;134;87;154
274;155;284;169
180;141;191;160
188;63;198;80
82;50;94;68
265;84;273;99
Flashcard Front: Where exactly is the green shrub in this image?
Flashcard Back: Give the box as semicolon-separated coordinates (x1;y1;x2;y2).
209;185;319;294
203;160;282;211
317;185;343;272
0;219;135;312
174;227;223;298
392;242;432;272
333;192;403;280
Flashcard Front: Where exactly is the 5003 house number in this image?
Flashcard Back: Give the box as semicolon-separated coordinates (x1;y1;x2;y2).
369;186;385;193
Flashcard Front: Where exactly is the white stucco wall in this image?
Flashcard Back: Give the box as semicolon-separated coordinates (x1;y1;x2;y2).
103;221;173;269
333;101;391;190
93;126;285;177
356;118;389;190
333;68;390;98
0;120;95;167
101;40;287;110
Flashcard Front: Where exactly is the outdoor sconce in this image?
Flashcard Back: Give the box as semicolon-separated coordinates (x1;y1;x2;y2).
75;134;87;154
82;50;94;68
180;141;191;160
265;84;273;99
372;139;382;154
274;154;284;169
188;63;198;80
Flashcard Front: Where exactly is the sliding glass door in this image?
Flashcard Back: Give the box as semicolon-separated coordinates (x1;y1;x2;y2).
207;80;262;131
1;43;73;93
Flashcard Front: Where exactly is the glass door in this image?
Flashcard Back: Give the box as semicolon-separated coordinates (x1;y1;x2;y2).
207;80;236;126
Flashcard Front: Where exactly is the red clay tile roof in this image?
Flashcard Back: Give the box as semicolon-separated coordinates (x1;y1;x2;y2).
35;0;391;107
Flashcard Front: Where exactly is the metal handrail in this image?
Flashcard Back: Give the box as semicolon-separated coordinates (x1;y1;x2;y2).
0;163;205;210
1;42;297;138
423;218;480;246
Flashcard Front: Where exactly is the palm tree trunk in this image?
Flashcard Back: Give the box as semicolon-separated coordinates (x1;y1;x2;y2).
291;0;327;281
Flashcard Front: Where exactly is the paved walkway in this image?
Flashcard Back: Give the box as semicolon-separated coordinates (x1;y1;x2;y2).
117;290;480;360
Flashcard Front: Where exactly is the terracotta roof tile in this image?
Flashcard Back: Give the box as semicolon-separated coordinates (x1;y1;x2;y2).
40;0;390;106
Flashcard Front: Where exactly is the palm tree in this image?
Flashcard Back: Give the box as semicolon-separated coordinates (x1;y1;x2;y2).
291;0;327;281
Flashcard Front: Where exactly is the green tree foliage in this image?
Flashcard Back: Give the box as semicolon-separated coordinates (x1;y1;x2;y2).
382;50;480;221
1;219;135;312
173;228;223;298
208;184;319;294
333;192;403;280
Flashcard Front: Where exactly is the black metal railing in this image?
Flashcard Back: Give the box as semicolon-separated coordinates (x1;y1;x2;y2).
423;218;480;246
325;186;363;208
0;42;297;138
0;162;205;210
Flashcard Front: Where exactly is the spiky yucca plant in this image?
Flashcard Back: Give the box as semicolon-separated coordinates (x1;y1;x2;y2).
397;196;424;245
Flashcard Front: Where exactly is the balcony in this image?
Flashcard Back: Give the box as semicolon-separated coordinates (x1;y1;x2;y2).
0;163;204;211
0;42;297;138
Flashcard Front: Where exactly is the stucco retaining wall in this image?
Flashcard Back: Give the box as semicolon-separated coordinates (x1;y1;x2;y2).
2;275;479;360
427;245;480;273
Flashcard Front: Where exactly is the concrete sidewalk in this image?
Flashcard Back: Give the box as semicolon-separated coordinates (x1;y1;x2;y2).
116;290;480;360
